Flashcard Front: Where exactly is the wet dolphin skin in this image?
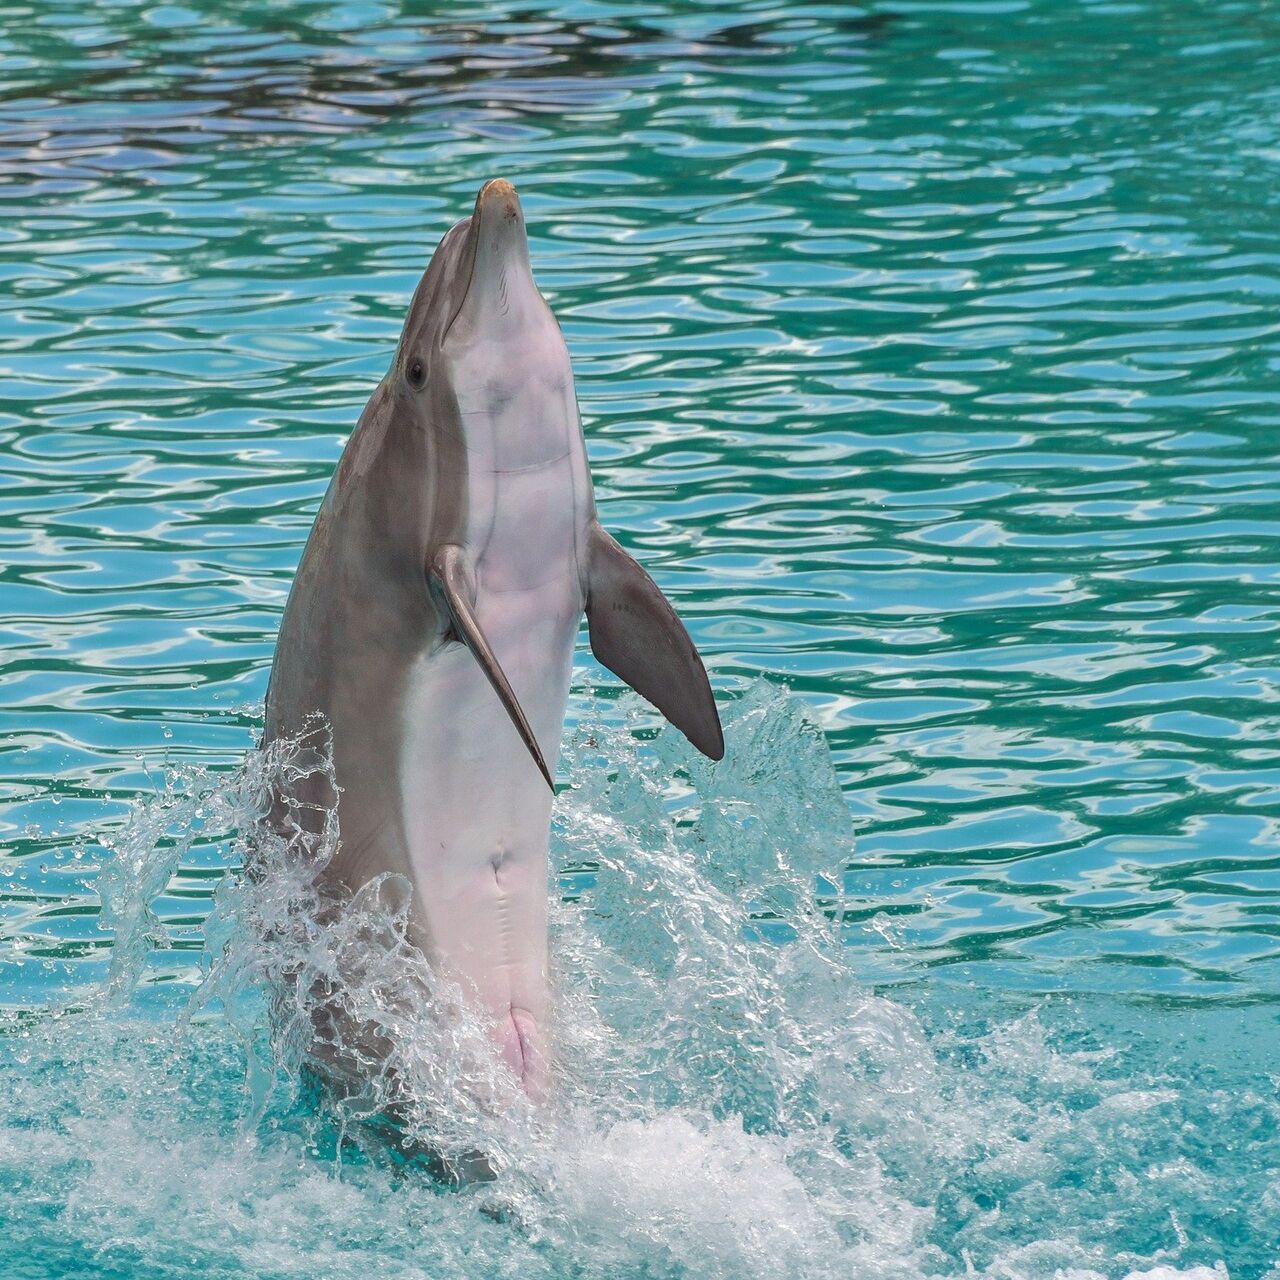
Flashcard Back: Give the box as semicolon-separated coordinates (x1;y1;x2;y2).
263;179;724;1098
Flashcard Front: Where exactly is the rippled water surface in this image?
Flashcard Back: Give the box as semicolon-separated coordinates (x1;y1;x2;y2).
2;1;1279;1277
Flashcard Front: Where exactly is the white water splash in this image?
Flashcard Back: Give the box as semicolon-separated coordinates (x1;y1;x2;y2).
1;683;1257;1280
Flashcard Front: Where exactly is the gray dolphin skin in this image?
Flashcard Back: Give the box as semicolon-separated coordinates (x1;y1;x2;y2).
263;178;723;1100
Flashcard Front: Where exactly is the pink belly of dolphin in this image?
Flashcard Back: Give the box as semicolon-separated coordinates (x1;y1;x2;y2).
398;454;583;1095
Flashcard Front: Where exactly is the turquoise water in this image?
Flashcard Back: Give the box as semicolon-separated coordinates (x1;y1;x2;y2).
2;0;1279;1275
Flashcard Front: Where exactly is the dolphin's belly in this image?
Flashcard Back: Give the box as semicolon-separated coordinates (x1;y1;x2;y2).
397;449;585;1087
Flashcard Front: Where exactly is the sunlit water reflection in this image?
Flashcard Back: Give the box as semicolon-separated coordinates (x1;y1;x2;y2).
2;1;1279;1276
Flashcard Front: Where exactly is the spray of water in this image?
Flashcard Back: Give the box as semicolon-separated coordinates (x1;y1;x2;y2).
1;683;1262;1280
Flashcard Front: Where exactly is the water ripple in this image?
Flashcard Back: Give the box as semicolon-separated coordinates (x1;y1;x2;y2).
4;0;1280;1019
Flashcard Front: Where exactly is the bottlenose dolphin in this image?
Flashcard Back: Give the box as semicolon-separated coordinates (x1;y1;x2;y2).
263;179;723;1100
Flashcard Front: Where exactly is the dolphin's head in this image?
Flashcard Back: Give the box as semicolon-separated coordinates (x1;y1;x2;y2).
392;179;574;469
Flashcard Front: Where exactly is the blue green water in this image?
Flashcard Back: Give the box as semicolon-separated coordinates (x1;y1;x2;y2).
2;0;1279;1276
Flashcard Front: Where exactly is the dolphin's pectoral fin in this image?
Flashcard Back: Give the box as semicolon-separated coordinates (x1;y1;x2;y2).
584;522;725;761
429;544;556;793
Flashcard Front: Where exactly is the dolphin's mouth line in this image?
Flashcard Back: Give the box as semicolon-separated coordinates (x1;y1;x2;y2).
442;230;478;345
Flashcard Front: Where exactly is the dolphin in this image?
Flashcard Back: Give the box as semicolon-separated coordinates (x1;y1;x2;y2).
262;178;723;1102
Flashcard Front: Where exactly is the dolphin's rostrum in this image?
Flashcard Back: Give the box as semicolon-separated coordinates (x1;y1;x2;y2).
264;179;723;1101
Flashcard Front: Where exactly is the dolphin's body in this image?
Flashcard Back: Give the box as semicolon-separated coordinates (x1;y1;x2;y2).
263;180;722;1098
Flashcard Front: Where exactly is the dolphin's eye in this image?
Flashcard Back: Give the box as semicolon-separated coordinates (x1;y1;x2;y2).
407;358;425;389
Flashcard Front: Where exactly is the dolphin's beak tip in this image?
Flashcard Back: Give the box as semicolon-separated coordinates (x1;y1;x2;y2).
477;177;521;213
449;178;533;337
